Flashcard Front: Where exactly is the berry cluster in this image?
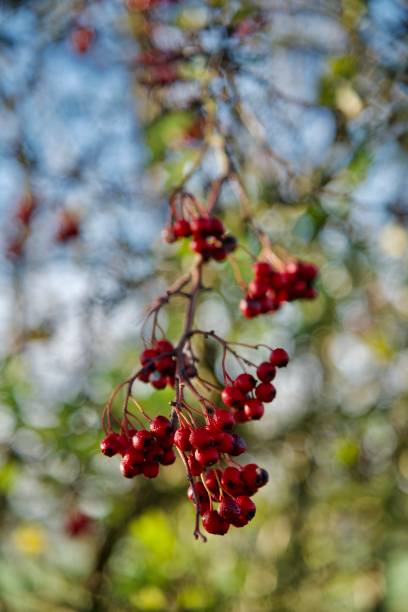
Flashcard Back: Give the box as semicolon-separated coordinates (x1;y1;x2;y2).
137;339;177;389
101;415;176;479
175;410;269;535
240;260;318;318
164;215;237;262
221;348;289;422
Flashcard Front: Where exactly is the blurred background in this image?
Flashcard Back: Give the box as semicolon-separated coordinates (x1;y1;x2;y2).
0;0;407;610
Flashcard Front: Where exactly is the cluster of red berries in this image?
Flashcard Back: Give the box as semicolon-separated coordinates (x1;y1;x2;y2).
189;462;268;535
174;412;268;535
100;415;176;479
240;260;318;318
137;339;176;389
221;348;289;422
164;216;237;262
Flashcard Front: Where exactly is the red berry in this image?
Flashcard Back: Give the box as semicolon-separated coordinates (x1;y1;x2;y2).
255;382;276;403
71;26;94;54
140;348;158;366
234;373;257;393
190;238;211;259
120;451;144;478
156;356;175;374
190;217;212;238
216;432;235;453
232;408;251;423
195;447;219;467
235;496;256;521
154;339;174;354
218;497;241;522
159;432;175;449
143;462;160;478
189;427;214;449
221;386;246;409
174;427;192;451
173;219;192;238
242;464;269;492
211;409;235;432
144;443;164;463
211;246;227;261
230;434;247;456
221;467;244;496
100;432;124;457
150;416;173;439
150;375;167;389
132;430;154;451
202;510;229;535
244;398;264;420
208;217;224;237
203;468;221;496
256;362;276;383
160;448;176;465
240;297;262;318
248;278;269;299
254;261;273;278
269;348;289;367
187;454;203;476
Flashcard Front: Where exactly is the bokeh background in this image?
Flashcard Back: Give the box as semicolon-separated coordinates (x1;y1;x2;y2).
0;1;407;610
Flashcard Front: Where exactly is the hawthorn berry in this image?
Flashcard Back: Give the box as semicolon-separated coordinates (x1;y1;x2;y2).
255;382;276;403
270;348;289;367
210;409;235;432
256;362;276;383
189;427;214;449
174;427;192;451
234;373;257;393
221;386;246;409
150;416;173;438
202;510;229;535
244;398;264;420
235;496;256;521
230;434;247;456
143;462;160;479
132;430;154;451
173;219;192;238
195;447;219;467
219;497;241;522
100;432;124;457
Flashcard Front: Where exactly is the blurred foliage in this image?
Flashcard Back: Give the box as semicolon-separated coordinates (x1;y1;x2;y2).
0;0;408;611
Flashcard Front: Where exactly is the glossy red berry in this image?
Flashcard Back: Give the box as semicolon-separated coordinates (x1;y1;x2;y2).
187;454;203;476
221;467;244;495
254;261;272;278
189;427;214;449
132;430;155;451
140;348;158;366
160;449;176;465
234;373;257;393
203;468;221;496
218;497;241;522
100;432;124;457
240;297;262;318
269;348;289;367
156;356;175;374
256;362;276;383
195;447;219;467
230;434;247;456
154;339;174;354
150;416;173;439
255;382;276;403
235;496;256;521
173;219;192;238
202;510;229;535
244;398;264;420
174;427;192;451
242;464;269;492
144;443;164;463
208;217;224;237
120;451;144;478
211;409;235;432
216;432;235;453
221;386;246;409
190;217;212;237
143;462;160;479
